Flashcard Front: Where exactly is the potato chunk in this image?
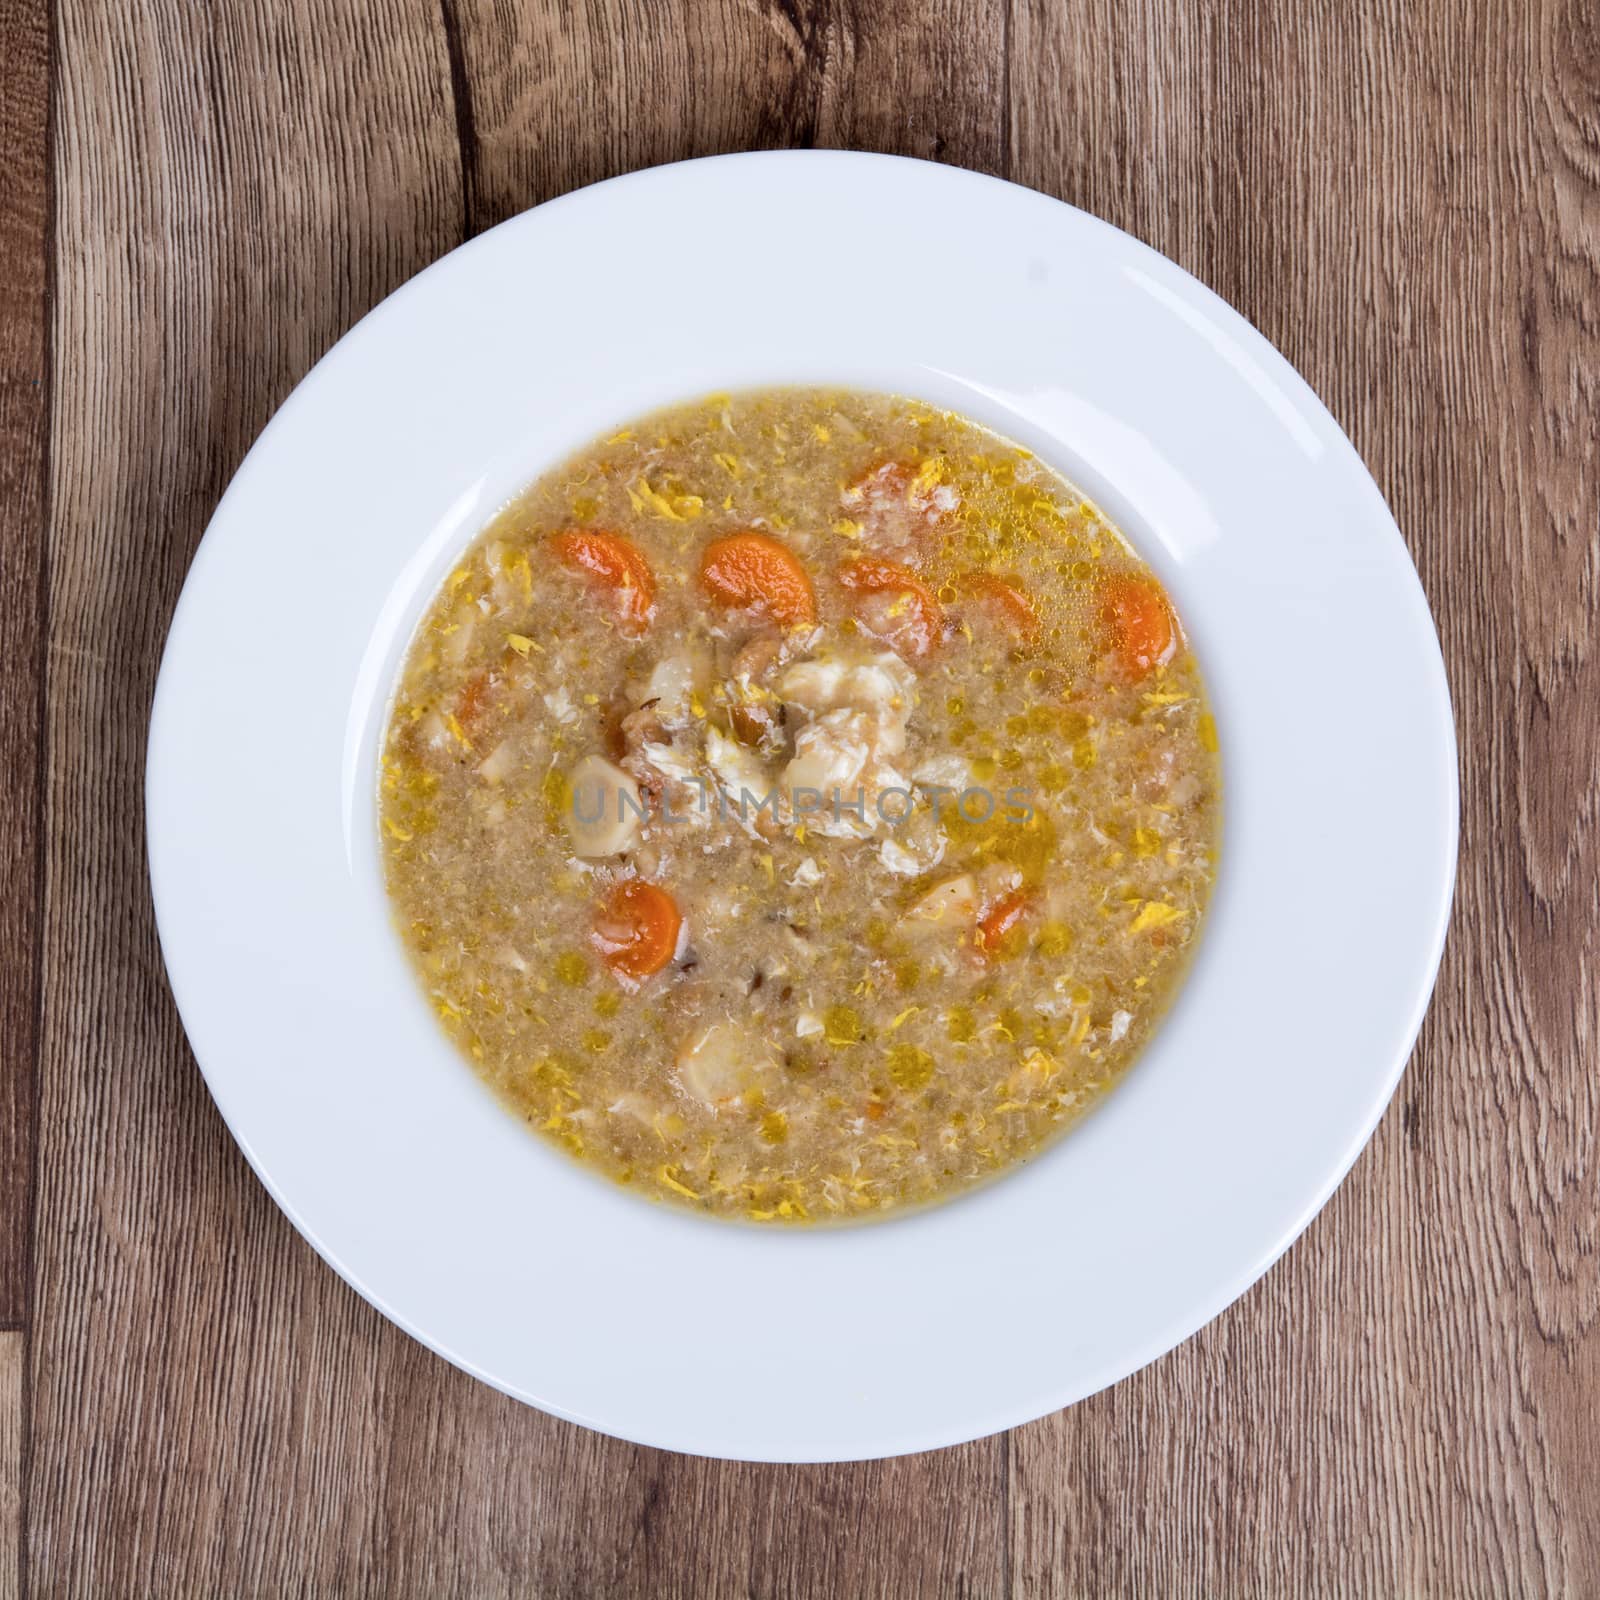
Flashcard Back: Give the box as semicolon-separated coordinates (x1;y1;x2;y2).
905;873;979;932
676;1022;779;1108
566;753;644;857
633;639;712;727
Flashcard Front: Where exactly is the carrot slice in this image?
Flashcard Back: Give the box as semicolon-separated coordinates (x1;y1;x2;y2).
844;458;917;504
454;667;493;728
843;457;954;524
1101;574;1175;678
699;533;817;627
958;572;1040;639
550;529;656;633
591;881;682;982
975;888;1032;957
837;556;944;656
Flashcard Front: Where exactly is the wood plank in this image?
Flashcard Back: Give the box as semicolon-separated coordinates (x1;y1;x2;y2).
370;1342;1005;1597
0;1334;18;1600
0;0;50;1329
32;0;461;1592
29;0;1600;1593
1006;0;1600;1593
447;0;1008;232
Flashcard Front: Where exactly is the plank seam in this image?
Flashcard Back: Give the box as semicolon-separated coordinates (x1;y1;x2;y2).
438;0;481;240
999;0;1012;181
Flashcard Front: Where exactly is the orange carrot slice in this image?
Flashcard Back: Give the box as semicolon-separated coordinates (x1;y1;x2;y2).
837;556;944;656
1100;574;1175;678
844;458;916;501
454;667;493;728
975;888;1032;957
592;881;682;982
959;572;1040;639
700;533;817;627
550;529;656;633
843;457;954;524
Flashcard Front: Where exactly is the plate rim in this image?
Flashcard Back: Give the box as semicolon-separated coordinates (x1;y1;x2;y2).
147;148;1460;1461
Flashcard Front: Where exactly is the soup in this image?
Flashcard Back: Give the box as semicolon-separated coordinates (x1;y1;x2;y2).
380;389;1219;1222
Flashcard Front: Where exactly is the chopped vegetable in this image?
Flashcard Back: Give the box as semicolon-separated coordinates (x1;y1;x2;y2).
699;532;817;627
676;1022;777;1106
592;881;682;981
843;458;917;513
454;668;493;728
976;888;1032;956
1101;574;1175;678
906;874;979;930
566;754;644;857
841;456;958;552
959;572;1040;638
837;556;944;657
381;387;1220;1226
550;529;657;633
478;739;517;785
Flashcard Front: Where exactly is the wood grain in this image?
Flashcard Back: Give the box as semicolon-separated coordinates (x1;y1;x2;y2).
446;0;1008;233
33;0;459;1591
13;0;1600;1593
0;0;49;1329
1;1334;19;1600
32;0;1018;1595
1007;0;1600;1594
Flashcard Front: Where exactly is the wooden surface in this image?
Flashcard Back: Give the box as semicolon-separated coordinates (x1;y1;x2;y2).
3;0;1597;1592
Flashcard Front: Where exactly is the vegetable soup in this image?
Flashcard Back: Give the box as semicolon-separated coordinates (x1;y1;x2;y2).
380;389;1220;1222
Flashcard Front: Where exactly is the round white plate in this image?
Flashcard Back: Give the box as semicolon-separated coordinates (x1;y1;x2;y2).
148;152;1457;1462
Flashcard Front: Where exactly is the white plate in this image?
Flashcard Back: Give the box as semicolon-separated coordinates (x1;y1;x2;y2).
147;151;1457;1462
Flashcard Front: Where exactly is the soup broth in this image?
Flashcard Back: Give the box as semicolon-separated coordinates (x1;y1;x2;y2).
380;389;1219;1222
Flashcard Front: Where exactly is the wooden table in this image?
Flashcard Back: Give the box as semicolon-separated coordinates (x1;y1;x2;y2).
3;1;1597;1593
